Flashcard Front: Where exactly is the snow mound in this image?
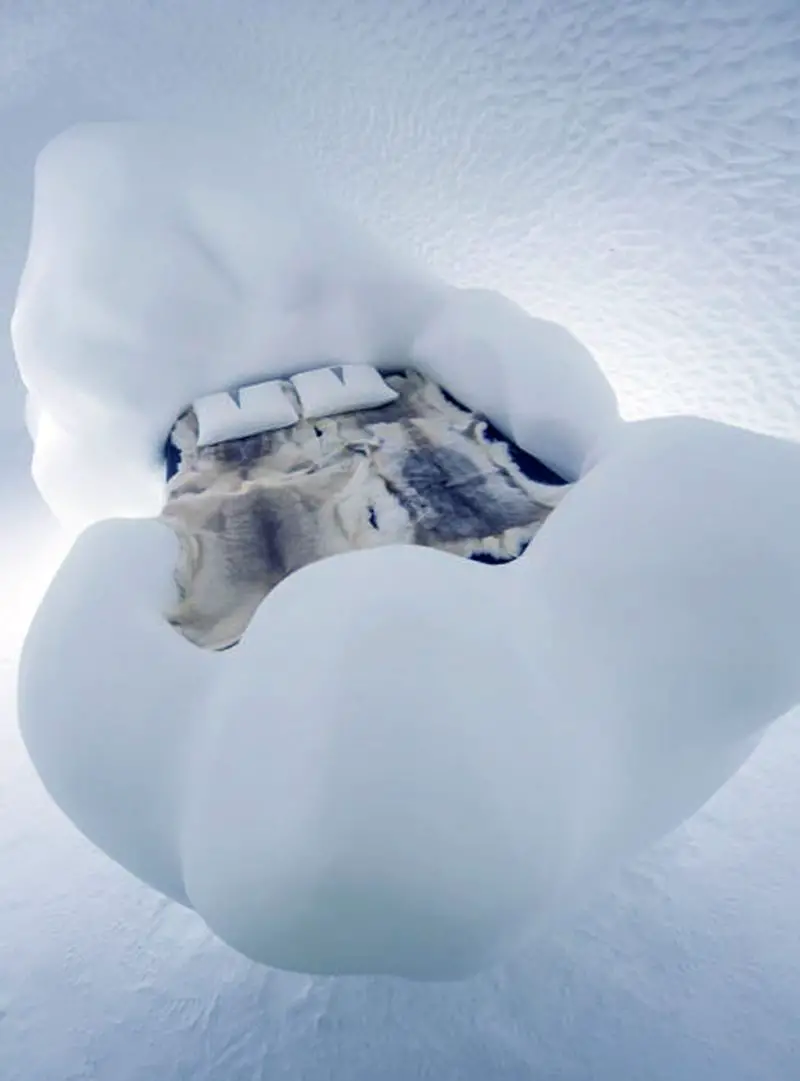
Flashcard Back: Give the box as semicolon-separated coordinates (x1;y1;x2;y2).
411;287;617;481
11;122;618;530
19;416;800;980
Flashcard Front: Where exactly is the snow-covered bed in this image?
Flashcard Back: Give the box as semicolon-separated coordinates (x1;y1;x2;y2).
15;122;800;984
163;367;568;650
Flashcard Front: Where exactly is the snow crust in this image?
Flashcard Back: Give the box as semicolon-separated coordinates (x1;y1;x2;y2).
11;122;619;530
19;414;800;979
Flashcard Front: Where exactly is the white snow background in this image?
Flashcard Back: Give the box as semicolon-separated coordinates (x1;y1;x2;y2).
2;2;800;1079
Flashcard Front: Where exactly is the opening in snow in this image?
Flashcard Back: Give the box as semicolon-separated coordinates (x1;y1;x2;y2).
14;122;800;981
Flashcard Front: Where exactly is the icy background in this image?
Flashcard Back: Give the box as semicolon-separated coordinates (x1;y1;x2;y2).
2;1;800;1079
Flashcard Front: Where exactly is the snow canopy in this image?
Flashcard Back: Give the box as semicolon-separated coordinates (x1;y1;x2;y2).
15;122;800;981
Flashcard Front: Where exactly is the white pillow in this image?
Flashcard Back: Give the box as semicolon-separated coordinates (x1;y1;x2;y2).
291;365;398;420
194;380;299;447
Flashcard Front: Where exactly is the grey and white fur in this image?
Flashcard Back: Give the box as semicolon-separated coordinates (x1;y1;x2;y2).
161;369;570;650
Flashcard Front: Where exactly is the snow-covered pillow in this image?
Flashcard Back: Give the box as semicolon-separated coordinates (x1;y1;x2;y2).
291;365;398;420
194;381;299;447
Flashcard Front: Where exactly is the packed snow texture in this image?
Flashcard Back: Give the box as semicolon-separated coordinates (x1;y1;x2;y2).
19;411;800;979
12;122;618;531
3;0;800;1076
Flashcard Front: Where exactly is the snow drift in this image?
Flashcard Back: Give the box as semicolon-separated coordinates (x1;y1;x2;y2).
14;122;800;981
11;122;619;531
19;415;800;979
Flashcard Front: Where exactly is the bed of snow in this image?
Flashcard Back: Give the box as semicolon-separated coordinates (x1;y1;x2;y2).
14;119;624;977
2;1;800;1078
13;118;800;989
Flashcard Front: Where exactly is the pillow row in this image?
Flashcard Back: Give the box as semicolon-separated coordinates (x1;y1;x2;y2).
193;365;398;448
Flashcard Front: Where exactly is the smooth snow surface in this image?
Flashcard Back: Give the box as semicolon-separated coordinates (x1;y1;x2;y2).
11;123;445;529
19;416;800;980
12;122;618;529
2;0;800;1077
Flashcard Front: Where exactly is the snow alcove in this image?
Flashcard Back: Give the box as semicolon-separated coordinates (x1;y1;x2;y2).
13;121;800;986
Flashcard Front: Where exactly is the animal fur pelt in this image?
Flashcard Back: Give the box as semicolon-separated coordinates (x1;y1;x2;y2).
161;370;570;649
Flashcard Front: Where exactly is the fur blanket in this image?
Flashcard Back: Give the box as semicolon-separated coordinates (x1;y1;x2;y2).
161;370;570;649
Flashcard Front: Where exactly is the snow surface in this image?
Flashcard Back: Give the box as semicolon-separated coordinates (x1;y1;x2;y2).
18;410;800;982
2;1;800;1078
11;122;445;529
12;122;618;530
